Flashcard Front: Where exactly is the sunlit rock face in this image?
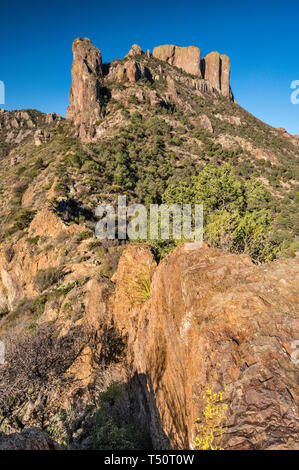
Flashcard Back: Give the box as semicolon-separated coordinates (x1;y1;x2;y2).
112;243;299;450
66;38;103;128
153;44;202;77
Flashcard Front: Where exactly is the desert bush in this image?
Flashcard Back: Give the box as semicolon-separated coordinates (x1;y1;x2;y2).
78;230;93;241
12;182;28;197
128;271;151;304
162;163;284;262
0;324;92;428
99;247;124;278
92;326;127;367
26;235;40;245
34;266;65;291
31;294;48;319
5;209;36;236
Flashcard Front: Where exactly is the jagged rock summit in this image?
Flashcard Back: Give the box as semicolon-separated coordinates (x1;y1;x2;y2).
152;45;232;97
66;38;104;136
126;43;143;57
66;37;234;140
152;44;202;77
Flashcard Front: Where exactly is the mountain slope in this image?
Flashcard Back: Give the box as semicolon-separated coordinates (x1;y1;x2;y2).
0;38;298;450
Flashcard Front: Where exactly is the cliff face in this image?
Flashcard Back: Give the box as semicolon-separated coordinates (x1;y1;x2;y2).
112;243;299;450
203;51;231;98
66;38;104;139
152;45;202;77
152;44;232;98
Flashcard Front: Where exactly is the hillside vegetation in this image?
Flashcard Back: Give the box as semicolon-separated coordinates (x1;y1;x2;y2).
0;40;298;450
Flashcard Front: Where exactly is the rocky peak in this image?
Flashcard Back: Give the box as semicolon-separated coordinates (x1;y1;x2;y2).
126;43;143;56
66;38;234;141
203;51;231;98
66;37;104;132
219;53;231;97
277;127;299;141
153;44;202;77
152;44;232;98
67;38;236;137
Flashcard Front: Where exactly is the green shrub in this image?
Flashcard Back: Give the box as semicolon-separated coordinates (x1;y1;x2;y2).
91;383;151;450
78;230;93;241
26;236;40;245
32;294;48;319
162;164;282;262
5;209;36;236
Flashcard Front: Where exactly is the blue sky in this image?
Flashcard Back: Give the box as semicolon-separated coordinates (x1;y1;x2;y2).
0;0;298;134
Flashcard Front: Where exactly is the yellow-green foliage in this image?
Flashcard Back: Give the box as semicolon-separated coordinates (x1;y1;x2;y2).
120;264;152;305
131;273;151;303
195;385;228;450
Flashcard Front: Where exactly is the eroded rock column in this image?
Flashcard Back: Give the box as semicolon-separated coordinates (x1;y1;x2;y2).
66;38;103;127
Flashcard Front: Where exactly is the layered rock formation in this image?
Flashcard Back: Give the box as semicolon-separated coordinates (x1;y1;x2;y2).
153;45;202;77
34;129;50;146
112;60;152;84
203;51;231;97
66;38;233;140
0;110;62;156
66;38;104;133
153;44;232;97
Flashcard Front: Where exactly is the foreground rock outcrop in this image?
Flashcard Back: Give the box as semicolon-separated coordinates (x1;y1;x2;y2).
0;428;59;450
0;233;298;450
112;243;299;450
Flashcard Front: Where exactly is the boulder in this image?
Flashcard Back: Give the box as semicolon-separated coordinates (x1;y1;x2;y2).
34;129;50;146
197;114;213;133
124;60;141;83
112;243;299;450
0;428;59;450
46;112;61;124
